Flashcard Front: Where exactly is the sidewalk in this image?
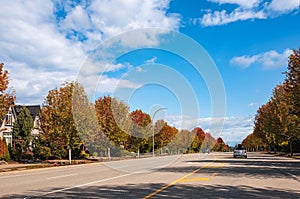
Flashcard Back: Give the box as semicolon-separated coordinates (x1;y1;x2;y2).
0;161;51;172
273;152;300;159
0;159;97;173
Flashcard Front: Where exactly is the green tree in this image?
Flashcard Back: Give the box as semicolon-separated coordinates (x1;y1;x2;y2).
12;106;33;160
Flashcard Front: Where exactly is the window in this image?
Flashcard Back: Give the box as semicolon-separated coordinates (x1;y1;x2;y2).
3;132;12;146
34;116;40;129
5;111;13;126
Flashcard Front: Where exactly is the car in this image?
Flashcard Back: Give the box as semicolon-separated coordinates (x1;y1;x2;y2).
233;144;247;158
202;148;210;153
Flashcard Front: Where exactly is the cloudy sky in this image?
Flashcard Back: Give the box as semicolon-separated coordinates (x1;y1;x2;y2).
0;0;299;145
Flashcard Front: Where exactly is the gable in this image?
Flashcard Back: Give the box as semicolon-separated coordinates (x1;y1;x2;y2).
13;105;41;121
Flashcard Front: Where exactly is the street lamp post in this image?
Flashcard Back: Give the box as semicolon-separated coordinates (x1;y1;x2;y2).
152;107;167;157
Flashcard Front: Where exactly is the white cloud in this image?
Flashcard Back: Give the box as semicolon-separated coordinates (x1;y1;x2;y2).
61;5;92;33
145;56;158;64
116;28;168;48
0;1;86;104
267;0;300;13
0;0;180;104
58;0;180;49
88;0;180;37
208;0;261;8
198;0;300;26
7;61;77;104
95;75;141;94
200;8;265;26
203;116;254;145
167;115;254;145
136;67;145;72
0;1;84;70
248;102;258;107
230;48;293;69
167;115;199;130
230;55;259;68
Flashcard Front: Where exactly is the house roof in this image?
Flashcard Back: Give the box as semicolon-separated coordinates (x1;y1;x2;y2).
13;105;40;120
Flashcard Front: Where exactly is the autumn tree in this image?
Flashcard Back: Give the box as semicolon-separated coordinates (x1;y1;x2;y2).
94;96;130;150
271;83;293;151
200;133;216;152
130;109;151;126
191;127;206;152
39;82;82;160
72;83;109;156
242;133;264;151
11;106;33;160
255;100;282;151
253;104;269;146
128;109;151;154
283;48;300;155
252;48;300;155
0;63;15;121
0;139;10;161
154;119;178;153
213;137;228;152
168;129;195;154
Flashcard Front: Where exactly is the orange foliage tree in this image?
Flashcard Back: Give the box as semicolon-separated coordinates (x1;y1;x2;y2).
0;63;15;122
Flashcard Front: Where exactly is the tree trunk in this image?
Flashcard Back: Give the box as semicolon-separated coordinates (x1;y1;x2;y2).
68;148;71;164
108;147;111;161
290;141;293;157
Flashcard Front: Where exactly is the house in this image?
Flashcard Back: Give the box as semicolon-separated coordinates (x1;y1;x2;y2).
0;105;41;145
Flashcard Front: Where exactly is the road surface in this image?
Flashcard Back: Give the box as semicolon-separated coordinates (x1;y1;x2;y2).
0;152;299;198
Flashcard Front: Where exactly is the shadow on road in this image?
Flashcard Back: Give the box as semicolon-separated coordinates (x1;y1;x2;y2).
3;154;299;198
176;158;300;179
4;183;300;198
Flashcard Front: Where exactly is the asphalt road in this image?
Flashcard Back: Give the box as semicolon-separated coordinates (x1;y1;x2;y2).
0;152;299;198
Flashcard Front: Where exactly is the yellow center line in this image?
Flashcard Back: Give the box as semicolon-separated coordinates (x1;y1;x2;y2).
212;163;225;168
143;155;217;199
178;177;210;182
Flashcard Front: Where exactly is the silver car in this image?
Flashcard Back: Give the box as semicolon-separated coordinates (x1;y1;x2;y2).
233;145;247;158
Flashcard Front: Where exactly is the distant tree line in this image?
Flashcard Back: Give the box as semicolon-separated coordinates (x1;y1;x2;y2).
243;49;300;156
0;63;228;161
34;82;228;160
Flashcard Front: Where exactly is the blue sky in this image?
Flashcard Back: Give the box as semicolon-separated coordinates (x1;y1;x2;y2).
0;0;299;145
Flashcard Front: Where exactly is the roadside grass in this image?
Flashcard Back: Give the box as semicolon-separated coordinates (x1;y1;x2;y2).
0;159;97;173
270;151;300;159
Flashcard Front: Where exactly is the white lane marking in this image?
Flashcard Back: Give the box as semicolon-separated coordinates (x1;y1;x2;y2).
47;173;78;180
287;172;299;181
25;173;132;198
